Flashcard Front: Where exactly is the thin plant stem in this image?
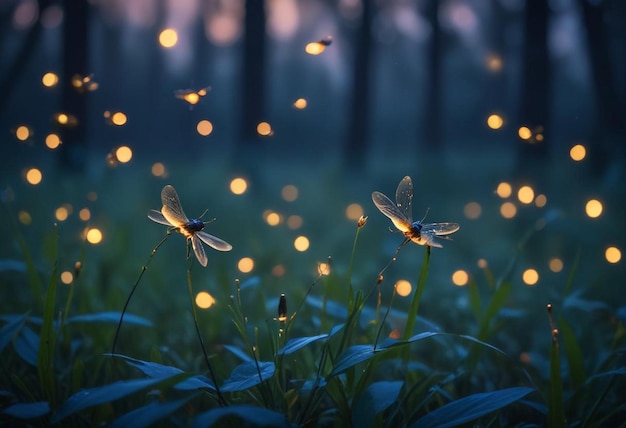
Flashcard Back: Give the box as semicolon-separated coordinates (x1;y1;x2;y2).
374;287;397;350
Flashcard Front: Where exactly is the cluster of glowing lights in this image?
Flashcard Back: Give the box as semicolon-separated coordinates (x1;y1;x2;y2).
294;236;310;252
85;228;103;244
15;125;31;141
72;74;98;92
486;114;504;130
105;111;127;126
197;120;214;136
569;144;586;161
522;268;539;286
305;38;331;55
317;262;331;276
293;98;307;109
451;270;469;286
463;202;481;219
42;72;59;87
345;203;364;221
548;258;563;273
176;87;209;105
238;257;254;273
54;112;78;127
25;168;43;185
151;162;166;177
159;28;178;48
45;133;61;149
605;246;621;264
518;126;544;143
257;121;273;136
195;291;216;309
230;177;248;195
60;271;73;285
264;210;282;226
495;182;546;218
585;199;603;218
18;211;32;225
281;185;298;202
394;279;412;296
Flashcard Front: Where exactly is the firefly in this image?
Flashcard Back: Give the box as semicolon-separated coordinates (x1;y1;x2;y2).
372;176;460;248
175;86;211;106
278;294;287;322
148;185;232;267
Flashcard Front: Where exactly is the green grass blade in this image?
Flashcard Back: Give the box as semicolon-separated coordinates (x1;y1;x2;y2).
548;332;565;428
467;277;482;322
402;247;430;340
559;319;585;391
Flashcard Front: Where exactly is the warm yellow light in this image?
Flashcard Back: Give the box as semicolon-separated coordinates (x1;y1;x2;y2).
57;113;68;125
197;120;213;136
477;259;488;269
345;203;364;221
605;246;621;264
45;133;61;149
42;72;59;87
281;184;298;202
463;202;481;219
548;258;563;272
79;208;91;221
394;279;412;296
86;228;103;244
238;257;254;273
25;168;42;185
111;112;127;126
195;291;216;309
294;236;310;252
293;98;307;109
570;144;586;161
517;186;534;204
264;211;281;226
15;125;30;141
585;199;603;218
151;162;166;177
500;202;517;219
115;146;133;163
286;215;303;230
487;114;504;130
496;182;512;198
317;262;330;276
305;42;326;55
272;264;286;277
55;206;69;221
159;28;178;48
185;93;200;104
522;268;539;286
518;126;532;140
230;177;248;195
60;271;73;284
18;211;32;225
257;121;272;136
452;270;469;286
486;54;503;72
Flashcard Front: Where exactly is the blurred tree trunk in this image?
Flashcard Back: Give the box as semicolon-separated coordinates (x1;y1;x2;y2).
237;0;266;156
59;0;89;171
344;0;374;169
579;0;625;172
421;0;442;153
517;0;550;167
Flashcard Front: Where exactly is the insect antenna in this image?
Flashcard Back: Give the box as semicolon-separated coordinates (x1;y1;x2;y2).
419;207;430;224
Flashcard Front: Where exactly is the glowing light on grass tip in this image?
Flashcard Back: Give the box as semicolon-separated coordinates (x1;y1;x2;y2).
317;262;330;276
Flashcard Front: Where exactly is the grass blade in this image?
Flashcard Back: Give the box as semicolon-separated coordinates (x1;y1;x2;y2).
402;247;430;340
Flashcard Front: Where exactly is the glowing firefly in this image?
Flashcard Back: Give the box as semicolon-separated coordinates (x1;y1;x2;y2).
175;86;210;106
71;74;99;92
372;176;460;248
148;185;232;266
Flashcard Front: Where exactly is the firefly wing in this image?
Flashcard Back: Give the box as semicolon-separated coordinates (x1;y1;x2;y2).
196;231;233;252
395;176;414;223
147;209;172;226
421;222;460;236
160;185;189;227
372;191;412;232
191;235;208;267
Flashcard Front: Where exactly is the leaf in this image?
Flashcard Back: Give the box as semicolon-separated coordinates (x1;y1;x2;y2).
67;312;153;326
352;381;403;428
13;325;39;367
327;345;376;378
1;401;50;419
0;313;27;353
109;393;200;428
278;333;329;356
38;238;58;403
559;318;585;390
193;405;290;428
548;336;565;427
403;246;430;339
51;374;184;423
223;344;253;362
221;361;275;392
411;387;534;428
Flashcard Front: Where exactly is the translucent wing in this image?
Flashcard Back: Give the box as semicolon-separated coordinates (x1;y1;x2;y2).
196;231;233;252
160;185;189;227
395;176;413;223
191;235;208;267
372;191;412;232
421;222;460;236
147;209;172;226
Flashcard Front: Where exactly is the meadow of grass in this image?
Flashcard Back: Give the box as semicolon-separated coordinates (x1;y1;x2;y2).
1;150;625;427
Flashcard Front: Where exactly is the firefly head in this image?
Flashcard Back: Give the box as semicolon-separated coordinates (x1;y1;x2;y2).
185;218;205;233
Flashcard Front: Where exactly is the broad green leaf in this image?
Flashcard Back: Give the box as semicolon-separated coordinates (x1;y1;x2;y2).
0;313;27;353
327;345;376;378
38;237;58;404
411;387;534;428
13;325;39;367
51;374;184;423
559;318;585;390
221;361;275;392
193;405;290;428
224;344;253;362
352;381;403;428
109;393;200;428
1;401;50;419
467;277;482;322
67;312;153;326
278;333;329;356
